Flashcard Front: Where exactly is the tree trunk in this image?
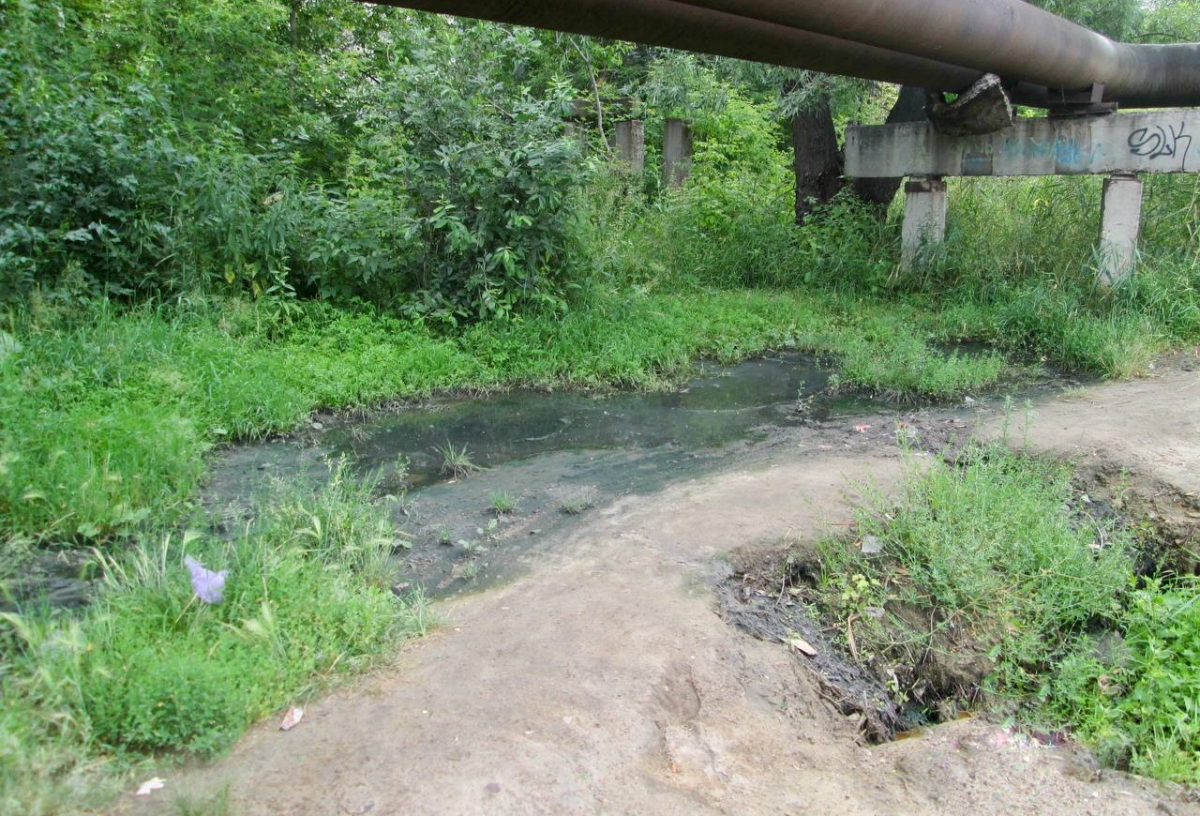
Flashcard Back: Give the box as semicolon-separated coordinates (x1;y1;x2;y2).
849;85;928;211
791;96;843;225
792;85;929;224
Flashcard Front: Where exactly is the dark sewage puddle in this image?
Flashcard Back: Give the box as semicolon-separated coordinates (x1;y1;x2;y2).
207;354;889;597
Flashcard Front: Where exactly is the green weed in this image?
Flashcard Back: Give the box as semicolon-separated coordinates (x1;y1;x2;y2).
488;492;520;516
172;786;232;816
0;465;428;815
436;443;484;480
560;496;595;516
1048;577;1200;784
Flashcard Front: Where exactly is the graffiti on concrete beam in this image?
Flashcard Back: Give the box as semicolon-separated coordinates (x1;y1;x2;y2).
1128;122;1193;170
846;110;1200;178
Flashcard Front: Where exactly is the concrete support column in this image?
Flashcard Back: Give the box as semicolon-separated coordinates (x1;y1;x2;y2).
1098;173;1143;286
901;176;947;270
614;119;645;174
564;121;587;152
663;118;693;188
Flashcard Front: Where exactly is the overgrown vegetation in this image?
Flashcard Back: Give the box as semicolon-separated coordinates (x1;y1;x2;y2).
1;290;1018;559
1050;576;1200;784
817;442;1134;707
0;461;428;815
806;439;1200;786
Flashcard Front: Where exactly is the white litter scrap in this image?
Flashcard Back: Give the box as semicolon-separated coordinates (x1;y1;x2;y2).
860;535;884;555
136;777;165;796
280;707;305;731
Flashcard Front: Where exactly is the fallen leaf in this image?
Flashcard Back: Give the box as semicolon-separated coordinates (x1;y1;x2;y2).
786;634;818;657
136;778;165;796
279;707;304;731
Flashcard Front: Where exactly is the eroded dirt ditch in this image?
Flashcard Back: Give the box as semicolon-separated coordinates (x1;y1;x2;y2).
716;465;1200;741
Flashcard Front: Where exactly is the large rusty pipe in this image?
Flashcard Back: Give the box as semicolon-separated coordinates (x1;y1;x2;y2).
373;0;991;92
672;0;1200;107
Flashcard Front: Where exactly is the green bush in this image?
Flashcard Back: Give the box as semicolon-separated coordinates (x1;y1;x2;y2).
0;4;588;318
1050;577;1200;784
819;443;1134;701
85;652;244;757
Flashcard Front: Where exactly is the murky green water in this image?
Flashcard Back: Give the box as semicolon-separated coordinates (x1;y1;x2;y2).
325;352;868;485
208;353;887;596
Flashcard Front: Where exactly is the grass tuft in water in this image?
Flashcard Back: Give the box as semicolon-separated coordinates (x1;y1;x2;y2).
436;442;484;480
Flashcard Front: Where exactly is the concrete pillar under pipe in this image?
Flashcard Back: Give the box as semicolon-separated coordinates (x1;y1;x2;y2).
901;176;947;270
1098;174;1143;287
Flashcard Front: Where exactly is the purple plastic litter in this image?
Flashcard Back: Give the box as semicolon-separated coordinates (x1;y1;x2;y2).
184;556;227;604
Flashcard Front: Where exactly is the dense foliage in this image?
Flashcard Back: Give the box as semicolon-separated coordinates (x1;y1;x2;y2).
0;1;591;319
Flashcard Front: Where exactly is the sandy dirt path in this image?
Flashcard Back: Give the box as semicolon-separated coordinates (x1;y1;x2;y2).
120;354;1200;816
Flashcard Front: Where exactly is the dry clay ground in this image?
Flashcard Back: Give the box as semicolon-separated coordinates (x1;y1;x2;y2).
122;350;1200;816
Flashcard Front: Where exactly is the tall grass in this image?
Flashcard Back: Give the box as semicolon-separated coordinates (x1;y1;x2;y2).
0;461;428;816
597;162;1200;382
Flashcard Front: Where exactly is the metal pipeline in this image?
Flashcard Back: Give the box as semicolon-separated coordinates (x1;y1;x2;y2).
376;0;989;93
365;0;1200;108
670;0;1200;108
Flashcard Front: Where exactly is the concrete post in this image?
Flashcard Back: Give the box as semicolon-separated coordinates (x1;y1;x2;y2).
663;118;693;188
564;122;587;153
614;119;645;174
1098;173;1143;286
901;176;947;270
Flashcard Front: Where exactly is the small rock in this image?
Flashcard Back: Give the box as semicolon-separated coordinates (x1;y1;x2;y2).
786;634;818;657
311;421;324;430
861;535;884;555
485;782;502;794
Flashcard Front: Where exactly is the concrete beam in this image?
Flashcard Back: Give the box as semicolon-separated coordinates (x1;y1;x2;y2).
901;176;947;270
1098;174;1144;286
846;109;1200;178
